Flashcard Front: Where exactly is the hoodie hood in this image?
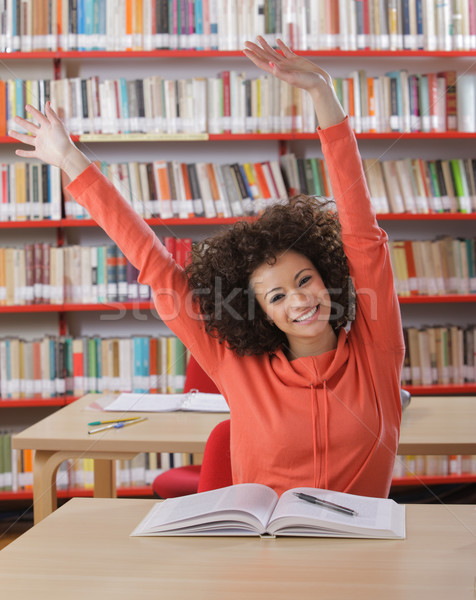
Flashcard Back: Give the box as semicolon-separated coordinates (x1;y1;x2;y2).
270;328;349;388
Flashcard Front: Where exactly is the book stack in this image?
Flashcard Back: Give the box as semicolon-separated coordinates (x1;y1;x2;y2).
0;334;188;400
1;1;475;53
402;324;476;387
389;236;476;297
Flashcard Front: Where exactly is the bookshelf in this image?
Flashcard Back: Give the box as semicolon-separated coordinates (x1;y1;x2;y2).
1;8;476;498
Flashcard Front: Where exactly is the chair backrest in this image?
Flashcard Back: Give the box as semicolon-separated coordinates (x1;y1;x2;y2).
184;355;220;394
197;419;232;493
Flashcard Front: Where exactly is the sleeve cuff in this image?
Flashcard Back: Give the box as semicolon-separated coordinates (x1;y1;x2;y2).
317;116;354;145
66;163;103;197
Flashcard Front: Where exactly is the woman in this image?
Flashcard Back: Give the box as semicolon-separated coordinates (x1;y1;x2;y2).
10;37;404;498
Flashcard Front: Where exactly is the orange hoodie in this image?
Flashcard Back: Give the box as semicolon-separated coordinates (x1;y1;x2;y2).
67;117;404;498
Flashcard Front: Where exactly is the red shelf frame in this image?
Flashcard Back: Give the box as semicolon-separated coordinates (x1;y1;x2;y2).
2;383;475;408
1;212;475;230
391;474;476;487
398;294;476;303
0;302;155;313
0;486;154;501
3;131;476;145
1;294;475;314
3;474;476;502
0;396;80;408
2;49;476;59
377;213;476;220
405;384;476;395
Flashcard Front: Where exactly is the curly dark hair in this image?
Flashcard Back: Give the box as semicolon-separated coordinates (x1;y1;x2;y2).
185;195;354;356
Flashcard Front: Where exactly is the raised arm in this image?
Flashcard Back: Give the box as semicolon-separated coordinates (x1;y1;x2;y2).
244;38;404;351
8;104;228;373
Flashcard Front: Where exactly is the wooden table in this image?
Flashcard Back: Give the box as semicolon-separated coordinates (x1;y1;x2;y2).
0;498;475;600
12;394;476;524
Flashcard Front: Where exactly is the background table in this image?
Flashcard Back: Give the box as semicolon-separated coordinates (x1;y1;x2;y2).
398;395;476;455
0;497;475;599
12;394;225;523
12;394;476;523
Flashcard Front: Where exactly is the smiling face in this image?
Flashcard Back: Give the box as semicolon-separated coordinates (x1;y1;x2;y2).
250;250;338;359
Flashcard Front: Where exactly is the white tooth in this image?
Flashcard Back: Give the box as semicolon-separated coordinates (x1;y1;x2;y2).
295;306;317;322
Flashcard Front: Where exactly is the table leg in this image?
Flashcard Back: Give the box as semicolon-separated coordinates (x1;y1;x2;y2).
33;450;72;524
93;459;117;498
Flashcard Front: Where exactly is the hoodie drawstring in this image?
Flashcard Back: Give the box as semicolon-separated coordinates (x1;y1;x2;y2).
310;379;329;490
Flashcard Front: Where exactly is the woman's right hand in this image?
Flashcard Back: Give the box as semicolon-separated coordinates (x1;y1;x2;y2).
8;102;90;179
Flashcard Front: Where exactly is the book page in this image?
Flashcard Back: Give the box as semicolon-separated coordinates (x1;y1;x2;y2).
131;483;278;536
103;393;184;412
268;488;406;538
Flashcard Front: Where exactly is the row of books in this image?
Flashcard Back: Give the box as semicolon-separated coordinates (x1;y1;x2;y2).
0;163;62;221
1;233;474;309
392;453;476;478
1;0;475;53
65;158;289;220
401;324;476;386
2;154;476;224
5;70;476;138
0;238;196;306
5;75;317;136
364;157;476;214
338;71;476;134
389;237;476;297
0;334;188;400
57;155;476;219
0;432;197;492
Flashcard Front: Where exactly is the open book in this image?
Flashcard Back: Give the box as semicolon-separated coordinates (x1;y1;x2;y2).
104;391;229;413
131;483;406;539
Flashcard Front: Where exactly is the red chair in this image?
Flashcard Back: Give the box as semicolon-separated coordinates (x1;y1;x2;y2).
152;356;232;498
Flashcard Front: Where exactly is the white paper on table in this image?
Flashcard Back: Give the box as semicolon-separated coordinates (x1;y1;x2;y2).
103;391;229;413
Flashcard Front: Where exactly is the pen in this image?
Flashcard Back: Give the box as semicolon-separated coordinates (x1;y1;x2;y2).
87;417;143;426
88;416;148;435
293;492;358;517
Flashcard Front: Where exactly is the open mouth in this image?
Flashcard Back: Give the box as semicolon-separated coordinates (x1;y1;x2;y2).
293;305;320;323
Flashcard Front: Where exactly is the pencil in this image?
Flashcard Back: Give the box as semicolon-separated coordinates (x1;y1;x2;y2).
88;417;148;435
87;417;143;426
